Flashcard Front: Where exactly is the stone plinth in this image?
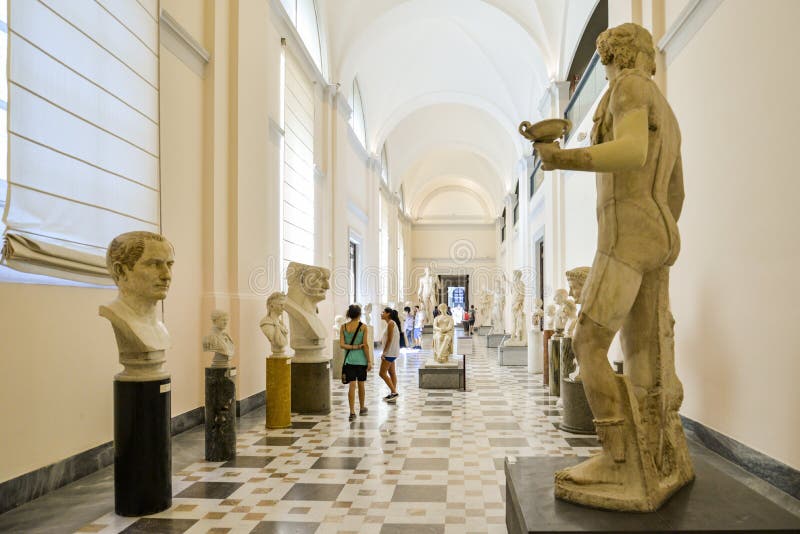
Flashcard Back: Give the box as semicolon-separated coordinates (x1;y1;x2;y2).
548;335;564;397
422;325;433;335
114;378;171;516
487;333;508;348
205;367;236;461
419;356;464;389
504;455;800;533
266;356;292;428
542;330;554;386
476;325;492;335
498;345;527;366
527;330;543;374
331;342;345;380
291;360;331;414
560;378;594;434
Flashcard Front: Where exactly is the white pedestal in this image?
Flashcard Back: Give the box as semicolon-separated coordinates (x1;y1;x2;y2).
527;329;543;374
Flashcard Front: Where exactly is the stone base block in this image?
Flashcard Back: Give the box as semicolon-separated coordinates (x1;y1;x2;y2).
559;378;594;434
476;325;492;335
422;325;433;335
487;333;508;348
267;357;292;428
205;367;236;461
498;345;527;366
527;330;543;373
331;345;345;380
291;360;331;415
505;455;800;533
419;356;464;389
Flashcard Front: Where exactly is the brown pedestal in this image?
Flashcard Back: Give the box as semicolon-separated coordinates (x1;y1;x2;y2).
542;330;554;386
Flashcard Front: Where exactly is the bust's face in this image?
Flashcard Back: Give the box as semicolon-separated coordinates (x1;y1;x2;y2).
117;240;174;301
300;268;330;302
213;315;229;330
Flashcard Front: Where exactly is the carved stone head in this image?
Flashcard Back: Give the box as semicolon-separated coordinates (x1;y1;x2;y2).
286;262;330;304
267;291;287;314
566;267;590;302
211;309;230;331
106;231;174;303
597;22;656;76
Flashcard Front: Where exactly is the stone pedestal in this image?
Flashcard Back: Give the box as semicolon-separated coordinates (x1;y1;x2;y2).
560;378;594;434
419;357;464;389
291;360;331;414
476;325;492;335
331;341;345;380
547;335;565;397
527;330;543;374
114;378;171;517
487;333;508;348
266;356;292;428
498;345;527;366
422;324;433;335
205;367;236;461
542;330;554;386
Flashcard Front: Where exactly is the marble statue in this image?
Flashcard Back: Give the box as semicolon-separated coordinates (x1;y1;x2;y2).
552;289;571;332
560;267;591;380
543;303;557;331
284;262;330;362
525;22;693;511
531;298;544;330
432;303;454;363
99;231;174;381
490;289;506;334
260;292;289;356
363;303;373;326
203;310;235;368
417;266;439;325
502;270;527;346
478;290;493;327
566;267;590;337
332;315;346;339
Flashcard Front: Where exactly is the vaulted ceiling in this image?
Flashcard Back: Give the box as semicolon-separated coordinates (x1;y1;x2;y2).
318;0;598;222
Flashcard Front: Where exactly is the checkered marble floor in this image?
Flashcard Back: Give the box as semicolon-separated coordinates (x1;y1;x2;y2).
77;334;599;534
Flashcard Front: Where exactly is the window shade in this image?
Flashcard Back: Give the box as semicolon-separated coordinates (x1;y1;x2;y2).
282;51;315;272
2;0;160;285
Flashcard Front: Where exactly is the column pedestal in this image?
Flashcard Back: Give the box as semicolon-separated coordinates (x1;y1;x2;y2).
560;378;595;434
527;329;543;374
114;378;171;517
266;356;292;428
205;367;236;461
542;330;554;387
291;360;331;414
547;335;564;397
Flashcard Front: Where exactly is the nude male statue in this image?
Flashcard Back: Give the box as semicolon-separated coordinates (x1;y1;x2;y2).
417;266;439;325
529;23;693;511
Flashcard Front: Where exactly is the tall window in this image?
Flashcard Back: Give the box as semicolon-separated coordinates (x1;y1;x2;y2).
350;79;366;148
279;0;324;76
282;50;315;272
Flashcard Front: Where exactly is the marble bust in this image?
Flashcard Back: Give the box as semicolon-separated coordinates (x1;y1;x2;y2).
531;298;544;330
543;302;556;331
284;262;330;362
432;303;454;363
332;315;346;339
363;303;373;327
203;310;235;368
552;289;571;332
260;292;289;356
99;231;174;381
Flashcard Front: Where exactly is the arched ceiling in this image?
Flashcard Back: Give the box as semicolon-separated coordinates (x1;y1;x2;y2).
317;0;581;219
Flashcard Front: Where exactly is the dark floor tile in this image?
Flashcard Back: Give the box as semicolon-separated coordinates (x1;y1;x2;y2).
380;524;444;534
485;422;520;430
543;409;561;416
311;457;362;470
426;392;452;397
421;410;451;417
565;437;600;447
402;458;449;471
488;437;529;447
221;456;275;468
281;483;344;501
254;436;300;446
410;438;451;448
121;518;198;533
535;399;558;405
250;521;320;534
391;485;448;502
480;400;508;405
482;410;512;416
417;422;451;430
424;400;452;406
331;437;374;447
291;421;319;429
175;481;243;499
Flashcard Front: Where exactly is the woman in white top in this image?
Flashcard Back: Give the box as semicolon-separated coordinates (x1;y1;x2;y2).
379;307;402;403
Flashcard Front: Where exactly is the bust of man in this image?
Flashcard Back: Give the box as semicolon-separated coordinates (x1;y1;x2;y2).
99;231;174;380
565;266;590;336
260;292;289;356
284;262;330;362
531;298;544;330
203;310;235;368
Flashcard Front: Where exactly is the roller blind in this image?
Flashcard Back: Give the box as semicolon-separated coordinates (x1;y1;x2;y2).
282;51;315;272
2;0;160;285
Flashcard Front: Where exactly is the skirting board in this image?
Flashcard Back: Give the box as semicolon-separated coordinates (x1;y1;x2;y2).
0;390;267;514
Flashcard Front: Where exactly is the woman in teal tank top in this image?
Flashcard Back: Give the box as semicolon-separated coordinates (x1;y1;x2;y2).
340;304;373;421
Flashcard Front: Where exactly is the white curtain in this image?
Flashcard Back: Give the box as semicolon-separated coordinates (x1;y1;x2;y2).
2;0;160;285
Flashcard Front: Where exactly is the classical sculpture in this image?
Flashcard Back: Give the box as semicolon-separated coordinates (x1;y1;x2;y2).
432;303;454;363
490;289;506;334
552;289;571;332
502;270;527;346
284;262;330;362
260;292;289;356
478;290;493;327
203;310;235;368
332;315;346;339
526;22;693;511
363;303;373;326
417;266;439;325
561;267;591;380
99;231;174;381
543;302;556;331
531;298;544;330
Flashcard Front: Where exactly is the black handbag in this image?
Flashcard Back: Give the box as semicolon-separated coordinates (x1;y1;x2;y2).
341;322;363;384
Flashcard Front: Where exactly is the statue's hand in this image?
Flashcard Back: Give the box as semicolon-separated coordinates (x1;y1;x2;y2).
534;141;560;170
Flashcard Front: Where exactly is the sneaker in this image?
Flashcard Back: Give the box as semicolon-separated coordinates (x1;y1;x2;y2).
348;413;356;421
383;393;399;401
359;407;368;415
387;396;397;404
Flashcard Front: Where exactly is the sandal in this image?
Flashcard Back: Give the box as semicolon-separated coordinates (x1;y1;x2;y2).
359;407;368;415
348;413;356;421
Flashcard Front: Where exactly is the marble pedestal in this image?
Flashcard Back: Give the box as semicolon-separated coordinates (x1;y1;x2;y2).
114;378;171;516
419;357;464;389
291;360;331;414
498;345;527;366
266;356;292;428
476;325;492;336
542;330;554;386
331;342;345;380
527;330;543;374
487;333;508;348
422;325;433;335
205;367;236;461
547;335;565;397
560;378;594;434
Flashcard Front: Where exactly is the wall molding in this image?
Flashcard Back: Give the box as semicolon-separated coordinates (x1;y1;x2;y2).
658;0;723;65
347;200;369;224
412;222;495;231
159;9;210;78
237;389;266;417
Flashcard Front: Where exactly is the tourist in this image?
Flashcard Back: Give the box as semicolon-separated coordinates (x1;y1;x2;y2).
413;305;424;349
340;304;372;421
403;306;414;350
379;307;401;403
468;304;477;335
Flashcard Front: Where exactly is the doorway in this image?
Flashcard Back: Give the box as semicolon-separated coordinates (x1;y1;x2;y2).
438;274;469;322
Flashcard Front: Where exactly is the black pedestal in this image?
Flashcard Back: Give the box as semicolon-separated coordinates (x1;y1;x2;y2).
291;361;331;414
205;367;236;462
114;378;171;517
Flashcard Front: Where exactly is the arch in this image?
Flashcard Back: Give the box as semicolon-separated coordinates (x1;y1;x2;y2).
413;184;493;220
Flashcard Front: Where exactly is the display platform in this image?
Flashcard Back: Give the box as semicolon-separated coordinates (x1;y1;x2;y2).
505;454;800;533
476;325;492;335
291;360;330;414
487;333;508;348
419;356;464;389
498;345;527;366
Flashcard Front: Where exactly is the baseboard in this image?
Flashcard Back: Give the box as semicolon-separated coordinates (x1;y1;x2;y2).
682;415;800;500
170;405;205;436
236;389;266;417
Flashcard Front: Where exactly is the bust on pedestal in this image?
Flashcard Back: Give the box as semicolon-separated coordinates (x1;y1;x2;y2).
202;310;236;461
99;231;174;517
260;292;292;428
528;298;544;374
284;262;331;414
